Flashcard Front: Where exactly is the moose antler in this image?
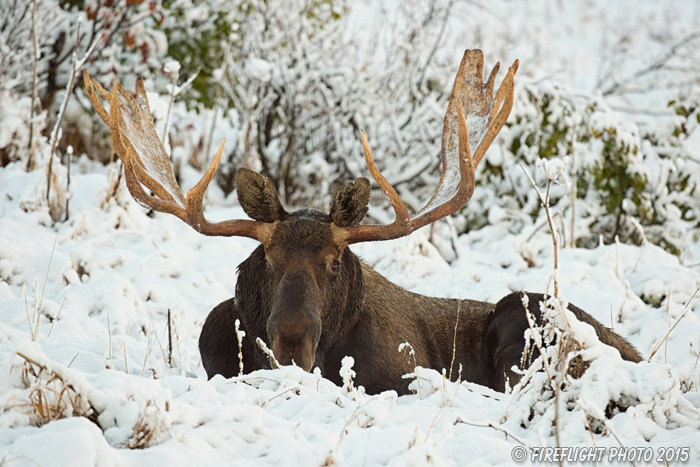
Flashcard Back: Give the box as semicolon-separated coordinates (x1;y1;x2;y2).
83;70;274;243
333;49;518;245
84;49;516;247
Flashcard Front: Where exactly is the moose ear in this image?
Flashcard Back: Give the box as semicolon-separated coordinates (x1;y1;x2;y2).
236;168;287;223
330;178;371;227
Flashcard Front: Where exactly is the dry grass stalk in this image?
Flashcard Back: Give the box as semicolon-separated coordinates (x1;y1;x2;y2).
399;342;423;399
256;337;280;369
24;236;59;342
123;342;129;374
141;315;155;377
520;163;561;297
167;309;173;368
235;319;245;376
454;417;529;448
26;0;40;171
12;352;99;427
568;132;576;248
648;286;700;363
122;400;165;449
100;161;123;209
448;299;461;381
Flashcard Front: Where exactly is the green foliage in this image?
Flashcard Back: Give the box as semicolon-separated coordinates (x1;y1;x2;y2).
158;1;238;109
587;127;646;225
158;0;347;110
469;83;699;256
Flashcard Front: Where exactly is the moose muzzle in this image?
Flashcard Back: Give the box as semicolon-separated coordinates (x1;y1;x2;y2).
266;271;322;371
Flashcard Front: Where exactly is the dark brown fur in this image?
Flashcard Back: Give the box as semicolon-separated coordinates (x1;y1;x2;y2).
199;170;642;395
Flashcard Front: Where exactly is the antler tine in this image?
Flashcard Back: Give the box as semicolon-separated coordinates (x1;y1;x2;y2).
84;71;272;242
361;130;410;223
473;59;519;166
334;49;517;246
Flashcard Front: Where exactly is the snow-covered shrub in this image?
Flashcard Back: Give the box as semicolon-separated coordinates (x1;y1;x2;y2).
154;0;459;211
0;0;167;169
505;295;700;439
0;92;42;166
462;81;700;257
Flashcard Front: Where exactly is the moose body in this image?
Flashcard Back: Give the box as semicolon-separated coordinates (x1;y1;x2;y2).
84;49;641;397
199;207;642;395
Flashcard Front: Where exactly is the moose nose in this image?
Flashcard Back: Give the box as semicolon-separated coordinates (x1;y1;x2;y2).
267;272;322;372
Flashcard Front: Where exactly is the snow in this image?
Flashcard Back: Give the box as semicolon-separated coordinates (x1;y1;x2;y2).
2;0;700;464
1;157;699;464
245;58;274;83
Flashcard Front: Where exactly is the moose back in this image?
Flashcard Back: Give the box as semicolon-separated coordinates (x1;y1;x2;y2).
84;49;642;395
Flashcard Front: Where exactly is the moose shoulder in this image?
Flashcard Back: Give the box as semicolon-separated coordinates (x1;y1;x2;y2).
84;49;642;396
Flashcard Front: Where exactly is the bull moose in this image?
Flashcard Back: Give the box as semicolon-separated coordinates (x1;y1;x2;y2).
83;49;641;395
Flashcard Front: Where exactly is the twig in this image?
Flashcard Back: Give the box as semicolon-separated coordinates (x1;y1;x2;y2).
167;309;173;368
520;164;559;297
27;235;58;340
648;286;700;362
24;284;31;337
665;289;671;363
235;319;245;376
47;296;67;338
107;313;112;365
162;64;179;151
256;337;279;369
204;44;232;162
454;418;529;448
39;235;58;336
399;342;421;399
521;295;552;381
67;352;79;368
64;146;73;221
46;17;100;206
583;412;598;451
329;405;366;462
577;399;636;467
569;132;576;248
554;374;562;467
448;299;461;381
26;0;39;171
603;31;700;96
16;351;99;418
264;386;300;405
123;342;129;374
160;64;198;152
141;315;154;377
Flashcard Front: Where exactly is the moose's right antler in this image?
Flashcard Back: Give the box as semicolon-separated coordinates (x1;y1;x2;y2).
332;49;518;246
83;70;274;243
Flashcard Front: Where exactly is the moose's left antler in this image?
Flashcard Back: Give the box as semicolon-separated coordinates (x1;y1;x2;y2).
332;49;518;246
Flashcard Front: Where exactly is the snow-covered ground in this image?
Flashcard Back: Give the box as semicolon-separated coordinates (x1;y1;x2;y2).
1;159;699;465
2;0;700;465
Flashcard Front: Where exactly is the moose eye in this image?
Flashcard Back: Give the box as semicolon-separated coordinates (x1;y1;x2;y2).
331;260;340;273
265;260;272;270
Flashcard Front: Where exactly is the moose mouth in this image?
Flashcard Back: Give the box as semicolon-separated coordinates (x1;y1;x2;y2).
269;332;319;372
